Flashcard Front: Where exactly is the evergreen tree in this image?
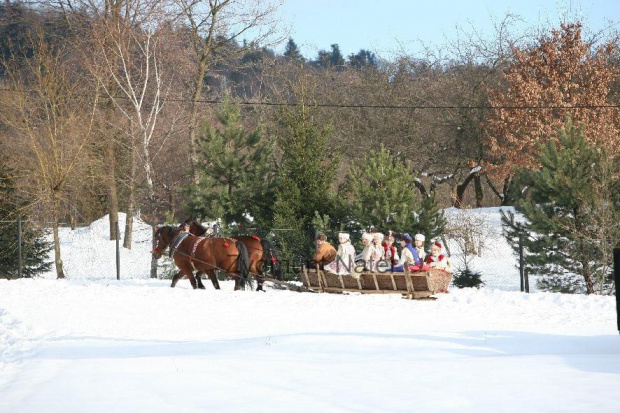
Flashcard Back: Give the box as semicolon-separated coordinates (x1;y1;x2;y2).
283;38;303;62
0;160;52;279
452;268;485;289
348;49;377;69
329;44;344;67
412;194;447;248
314;43;345;68
344;145;418;232
184;100;275;231
343;145;445;240
501;119;619;294
272;102;339;274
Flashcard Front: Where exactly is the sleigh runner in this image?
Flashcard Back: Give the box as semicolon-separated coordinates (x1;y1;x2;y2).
301;267;452;299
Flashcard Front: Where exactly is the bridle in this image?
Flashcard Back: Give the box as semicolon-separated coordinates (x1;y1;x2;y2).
153;226;170;255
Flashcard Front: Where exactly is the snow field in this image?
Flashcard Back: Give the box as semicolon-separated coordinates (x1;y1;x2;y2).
1;209;619;412
1;279;619;412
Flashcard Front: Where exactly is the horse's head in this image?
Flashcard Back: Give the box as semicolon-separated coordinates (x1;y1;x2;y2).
152;225;177;259
188;221;208;237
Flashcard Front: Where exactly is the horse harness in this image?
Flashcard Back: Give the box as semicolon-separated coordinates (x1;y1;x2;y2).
168;232;190;258
169;231;241;272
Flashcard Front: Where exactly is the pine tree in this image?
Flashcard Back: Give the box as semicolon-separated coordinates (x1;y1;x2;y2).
501;119;619;294
413;194;447;248
348;49;377;69
329;44;344;66
184;100;275;231
0;160;52;279
343;145;445;240
272;102;338;274
283;38;303;62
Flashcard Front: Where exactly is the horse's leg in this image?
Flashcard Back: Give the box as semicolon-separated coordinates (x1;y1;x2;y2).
171;272;182;288
207;270;220;290
186;270;198;289
256;275;265;292
195;270;206;289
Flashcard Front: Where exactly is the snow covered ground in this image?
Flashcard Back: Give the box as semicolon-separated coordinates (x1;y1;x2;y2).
1;280;619;412
1;211;619;412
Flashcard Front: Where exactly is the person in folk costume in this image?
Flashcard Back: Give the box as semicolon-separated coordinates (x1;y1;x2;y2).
309;233;337;270
358;232;374;271
425;241;452;272
414;233;427;261
370;232;385;272
392;233;429;272
324;233;356;275
383;233;399;270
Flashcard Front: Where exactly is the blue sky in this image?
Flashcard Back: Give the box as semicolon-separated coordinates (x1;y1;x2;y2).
278;0;618;59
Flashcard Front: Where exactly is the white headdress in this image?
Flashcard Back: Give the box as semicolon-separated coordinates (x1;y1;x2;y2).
338;232;350;241
414;234;425;242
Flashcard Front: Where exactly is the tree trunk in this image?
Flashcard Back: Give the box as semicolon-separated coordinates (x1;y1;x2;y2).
188;59;209;184
141;124;155;203
70;203;77;230
52;193;65;279
123;143;136;249
124;197;134;250
413;179;428;197
150;247;158;279
454;172;477;208
485;174;513;206
501;175;513;206
584;267;594;294
107;134;119;241
474;173;483;208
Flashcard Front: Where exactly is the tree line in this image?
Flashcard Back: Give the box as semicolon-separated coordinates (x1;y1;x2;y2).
0;1;618;292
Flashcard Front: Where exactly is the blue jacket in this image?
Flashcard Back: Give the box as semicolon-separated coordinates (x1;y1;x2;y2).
405;242;421;265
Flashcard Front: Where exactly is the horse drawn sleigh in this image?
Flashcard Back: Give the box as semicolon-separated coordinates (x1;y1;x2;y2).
153;221;452;298
301;267;453;299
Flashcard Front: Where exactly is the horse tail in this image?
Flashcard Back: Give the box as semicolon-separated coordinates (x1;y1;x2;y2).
260;239;283;280
235;240;252;290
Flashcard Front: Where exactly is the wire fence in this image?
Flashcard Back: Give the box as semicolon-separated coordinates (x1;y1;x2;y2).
1;216;613;295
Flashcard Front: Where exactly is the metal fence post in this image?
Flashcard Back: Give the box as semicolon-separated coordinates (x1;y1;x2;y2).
115;221;120;280
614;247;619;334
524;268;530;293
519;233;524;292
17;218;22;278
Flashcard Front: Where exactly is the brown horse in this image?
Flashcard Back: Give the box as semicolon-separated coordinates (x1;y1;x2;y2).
187;221;282;291
152;225;251;290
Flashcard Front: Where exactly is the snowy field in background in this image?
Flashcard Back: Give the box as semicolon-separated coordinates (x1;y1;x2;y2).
40;208;526;288
1;209;619;412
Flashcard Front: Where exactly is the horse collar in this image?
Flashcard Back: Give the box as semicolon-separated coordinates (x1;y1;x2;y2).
169;232;190;258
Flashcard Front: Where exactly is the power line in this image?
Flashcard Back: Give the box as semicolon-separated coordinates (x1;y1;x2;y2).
0;88;618;110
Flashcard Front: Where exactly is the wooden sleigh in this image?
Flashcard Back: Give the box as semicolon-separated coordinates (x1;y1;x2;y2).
300;267;452;299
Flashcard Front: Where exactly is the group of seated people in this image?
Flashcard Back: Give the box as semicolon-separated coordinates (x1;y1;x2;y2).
310;230;451;277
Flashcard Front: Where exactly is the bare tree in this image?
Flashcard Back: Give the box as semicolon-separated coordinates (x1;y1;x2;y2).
175;0;284;182
444;208;497;272
0;29;100;279
88;4;176;248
